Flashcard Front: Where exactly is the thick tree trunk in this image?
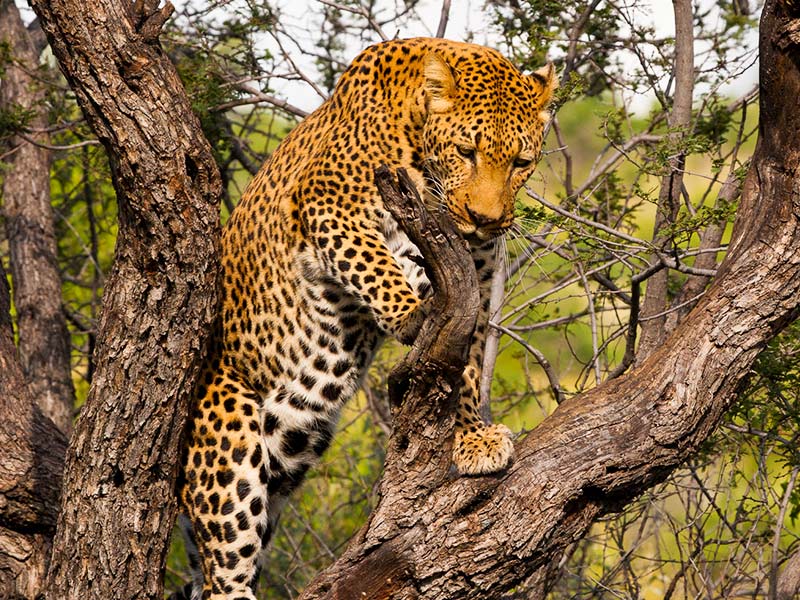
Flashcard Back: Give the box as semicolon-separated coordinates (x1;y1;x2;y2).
298;2;800;598
0;263;66;600
26;1;222;598
0;0;74;434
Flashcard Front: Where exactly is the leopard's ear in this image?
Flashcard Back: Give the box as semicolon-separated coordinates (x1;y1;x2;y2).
530;63;558;107
423;53;457;113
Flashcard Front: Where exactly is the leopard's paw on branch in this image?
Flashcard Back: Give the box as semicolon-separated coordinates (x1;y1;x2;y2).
453;423;515;475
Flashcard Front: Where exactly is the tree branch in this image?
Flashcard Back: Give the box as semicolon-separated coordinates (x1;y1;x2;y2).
296;3;800;597
435;0;451;38
298;165;479;598
0;0;75;434
0;262;66;599
770;467;799;600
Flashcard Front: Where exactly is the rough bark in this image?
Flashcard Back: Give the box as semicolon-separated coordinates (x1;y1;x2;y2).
777;548;800;600
0;0;74;434
298;2;800;598
0;262;67;600
637;0;695;358
26;1;222;598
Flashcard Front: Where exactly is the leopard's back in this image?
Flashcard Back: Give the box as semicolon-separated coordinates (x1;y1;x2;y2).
176;37;556;599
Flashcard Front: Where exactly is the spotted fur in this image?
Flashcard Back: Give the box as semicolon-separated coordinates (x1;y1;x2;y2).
175;37;556;599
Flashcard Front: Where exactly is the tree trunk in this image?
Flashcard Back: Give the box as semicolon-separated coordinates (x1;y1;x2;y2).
26;1;222;598
637;0;695;359
0;263;66;600
778;548;800;600
0;0;74;434
298;2;800;597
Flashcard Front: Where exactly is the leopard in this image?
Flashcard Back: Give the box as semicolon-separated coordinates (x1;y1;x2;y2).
173;37;556;599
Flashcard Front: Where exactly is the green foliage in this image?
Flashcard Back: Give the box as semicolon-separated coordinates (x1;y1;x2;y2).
732;321;800;471
491;0;564;67
514;198;547;225
695;98;736;147
0;102;35;141
172;48;236;164
660;193;739;247
490;0;620;95
601;108;628;146
166;4;279;167
0;39;12;78
551;70;586;113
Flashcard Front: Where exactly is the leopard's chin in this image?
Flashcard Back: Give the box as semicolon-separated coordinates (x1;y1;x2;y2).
469;223;511;243
461;229;506;247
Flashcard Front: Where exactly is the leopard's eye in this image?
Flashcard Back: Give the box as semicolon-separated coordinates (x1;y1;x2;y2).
513;156;534;169
456;145;476;161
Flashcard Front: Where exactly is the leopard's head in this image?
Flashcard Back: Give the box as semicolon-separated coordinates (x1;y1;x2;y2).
420;48;557;241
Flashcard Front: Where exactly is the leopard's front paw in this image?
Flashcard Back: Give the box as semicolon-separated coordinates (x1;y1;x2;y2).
393;298;431;346
452;423;515;475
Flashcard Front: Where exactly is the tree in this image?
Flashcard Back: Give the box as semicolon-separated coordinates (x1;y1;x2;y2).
0;0;73;433
7;1;223;597
294;2;800;593
0;2;69;594
1;0;799;598
0;261;66;600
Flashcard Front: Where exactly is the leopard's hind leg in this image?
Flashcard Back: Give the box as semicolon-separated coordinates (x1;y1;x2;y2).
179;365;270;599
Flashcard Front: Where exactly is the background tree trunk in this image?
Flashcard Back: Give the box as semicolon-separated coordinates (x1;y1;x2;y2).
0;0;74;434
0;262;66;600
298;2;800;597
0;4;70;596
25;1;223;598
636;0;695;359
